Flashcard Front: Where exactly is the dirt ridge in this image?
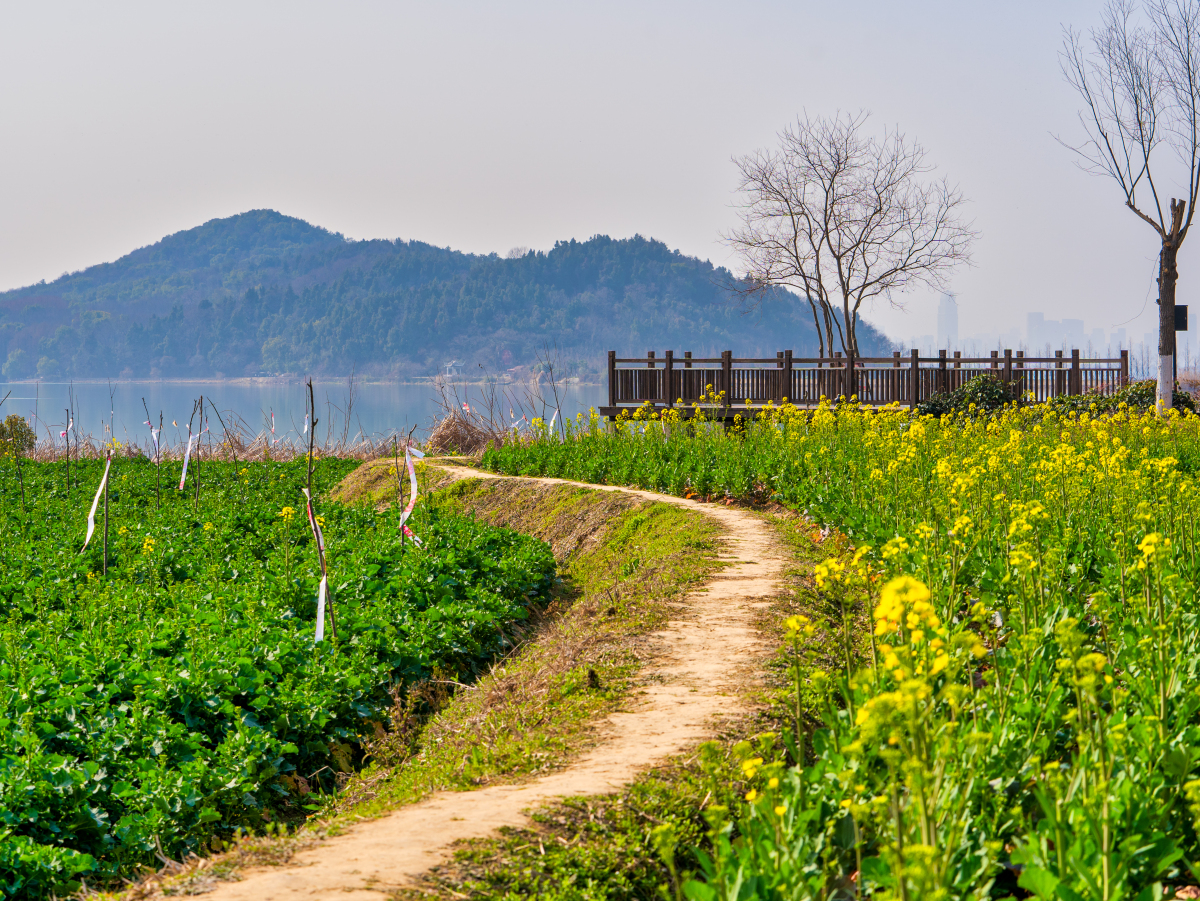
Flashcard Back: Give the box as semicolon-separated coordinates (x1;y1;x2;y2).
200;466;784;901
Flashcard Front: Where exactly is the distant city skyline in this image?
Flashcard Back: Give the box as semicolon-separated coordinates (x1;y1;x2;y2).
895;305;1200;378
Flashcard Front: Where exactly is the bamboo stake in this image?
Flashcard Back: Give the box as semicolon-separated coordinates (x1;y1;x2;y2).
102;449;110;576
305;379;337;639
400;436;410;549
208;398;235;467
142;398;161;509
64;407;71;499
194;394;203;513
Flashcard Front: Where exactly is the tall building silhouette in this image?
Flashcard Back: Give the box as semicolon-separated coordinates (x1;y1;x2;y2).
937;293;959;347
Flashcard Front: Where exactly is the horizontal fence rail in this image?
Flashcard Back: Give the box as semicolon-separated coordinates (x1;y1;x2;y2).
602;349;1131;416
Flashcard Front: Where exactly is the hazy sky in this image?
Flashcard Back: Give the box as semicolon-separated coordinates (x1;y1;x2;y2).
0;1;1189;347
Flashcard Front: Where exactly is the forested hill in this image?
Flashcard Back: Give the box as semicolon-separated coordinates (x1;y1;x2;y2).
0;209;892;380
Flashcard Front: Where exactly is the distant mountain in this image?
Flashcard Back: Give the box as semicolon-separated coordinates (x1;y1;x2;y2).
0;210;892;380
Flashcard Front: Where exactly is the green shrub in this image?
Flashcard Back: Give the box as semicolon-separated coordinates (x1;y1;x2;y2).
915;373;1016;417
0;414;36;459
1045;378;1196;415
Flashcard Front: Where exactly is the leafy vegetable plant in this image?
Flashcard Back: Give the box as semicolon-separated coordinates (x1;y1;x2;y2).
0;457;554;898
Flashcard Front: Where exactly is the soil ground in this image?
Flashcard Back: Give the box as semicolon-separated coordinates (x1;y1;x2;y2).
192;465;785;900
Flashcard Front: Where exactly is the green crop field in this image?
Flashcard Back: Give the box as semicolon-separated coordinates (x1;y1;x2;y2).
0;455;555;898
484;398;1200;900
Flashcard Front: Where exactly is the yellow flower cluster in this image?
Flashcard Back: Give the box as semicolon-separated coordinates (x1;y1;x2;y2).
873;576;938;637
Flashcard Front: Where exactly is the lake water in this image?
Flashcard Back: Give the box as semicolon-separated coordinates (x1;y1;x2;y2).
0;379;607;449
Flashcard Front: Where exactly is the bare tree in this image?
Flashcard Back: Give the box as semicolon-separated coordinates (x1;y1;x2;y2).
1061;0;1200;409
727;111;974;396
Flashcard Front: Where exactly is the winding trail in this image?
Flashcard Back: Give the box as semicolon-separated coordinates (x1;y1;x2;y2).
204;467;785;901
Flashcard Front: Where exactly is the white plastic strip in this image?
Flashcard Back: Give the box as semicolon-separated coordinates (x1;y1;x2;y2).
314;575;327;642
178;433;198;490
81;454;112;552
302;487;330;640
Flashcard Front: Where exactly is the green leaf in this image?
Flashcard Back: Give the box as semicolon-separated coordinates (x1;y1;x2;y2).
1017;867;1060;899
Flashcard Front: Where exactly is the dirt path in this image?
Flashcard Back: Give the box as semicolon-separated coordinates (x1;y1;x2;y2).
204;467;784;901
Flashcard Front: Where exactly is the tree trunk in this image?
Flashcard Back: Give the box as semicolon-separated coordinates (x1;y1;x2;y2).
1158;199;1186;411
805;298;826;357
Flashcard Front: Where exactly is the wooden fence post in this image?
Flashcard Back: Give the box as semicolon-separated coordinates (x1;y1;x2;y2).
775;351;784;404
1055;350;1064;397
1120;349;1129;386
1003;349;1013;396
647;351;655;404
990;350;998;370
938;349;948;394
608;351;616;408
664;350;674;407
834;351;843;400
783;349;793;403
892;351;901;404
722;350;732;403
1070;349;1081;395
909;349;920;410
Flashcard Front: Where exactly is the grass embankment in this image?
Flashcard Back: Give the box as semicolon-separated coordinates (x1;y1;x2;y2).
397;508;831;901
114;461;722;898
330;463;723;813
481;404;1200;899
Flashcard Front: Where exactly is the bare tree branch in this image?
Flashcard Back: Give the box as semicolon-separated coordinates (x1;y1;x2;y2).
725;111;975;386
1061;0;1200;408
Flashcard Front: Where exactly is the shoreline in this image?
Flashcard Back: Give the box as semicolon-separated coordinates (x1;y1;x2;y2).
0;377;602;388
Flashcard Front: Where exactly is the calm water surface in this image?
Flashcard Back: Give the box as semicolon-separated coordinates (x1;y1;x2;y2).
0;380;606;449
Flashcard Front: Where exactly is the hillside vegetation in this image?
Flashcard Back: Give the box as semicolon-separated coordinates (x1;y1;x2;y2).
0;210;890;381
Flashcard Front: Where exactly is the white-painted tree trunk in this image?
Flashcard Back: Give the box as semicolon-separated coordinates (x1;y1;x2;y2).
1158;354;1174;411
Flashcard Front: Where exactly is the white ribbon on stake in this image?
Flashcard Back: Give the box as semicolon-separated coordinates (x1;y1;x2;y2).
302;487;329;642
81;451;112;552
143;419;161;460
178;429;198;490
398;446;425;545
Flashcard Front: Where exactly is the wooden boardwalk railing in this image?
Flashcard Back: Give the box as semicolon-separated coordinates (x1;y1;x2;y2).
601;349;1131;417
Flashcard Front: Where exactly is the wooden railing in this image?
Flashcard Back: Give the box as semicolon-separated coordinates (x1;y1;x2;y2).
602;349;1131;415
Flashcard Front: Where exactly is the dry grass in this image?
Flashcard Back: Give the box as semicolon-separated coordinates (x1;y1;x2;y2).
328;457;463;507
84;829;321;900
425;409;511;456
23;431;409;463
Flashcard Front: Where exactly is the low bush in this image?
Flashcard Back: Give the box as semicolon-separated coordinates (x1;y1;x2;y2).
915;373;1016;417
1046;377;1196;415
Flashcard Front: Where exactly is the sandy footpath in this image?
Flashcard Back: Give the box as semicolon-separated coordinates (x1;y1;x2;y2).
202;466;784;900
